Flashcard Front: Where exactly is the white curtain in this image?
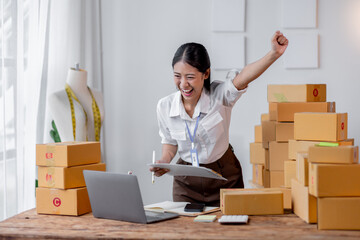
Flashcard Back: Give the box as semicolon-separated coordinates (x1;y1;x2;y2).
0;0;103;221
0;0;49;221
42;0;103;143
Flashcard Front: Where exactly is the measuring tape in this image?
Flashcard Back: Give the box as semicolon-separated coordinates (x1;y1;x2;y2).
65;84;101;141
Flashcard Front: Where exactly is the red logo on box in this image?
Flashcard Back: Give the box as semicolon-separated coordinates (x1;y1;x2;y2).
45;153;53;159
46;173;52;182
341;122;344;130
354;150;357;160
53;197;61;207
313;89;318;97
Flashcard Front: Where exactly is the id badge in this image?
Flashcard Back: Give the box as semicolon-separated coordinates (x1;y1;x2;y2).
190;148;199;167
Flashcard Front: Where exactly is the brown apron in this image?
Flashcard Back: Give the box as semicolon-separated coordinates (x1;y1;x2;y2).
173;144;244;206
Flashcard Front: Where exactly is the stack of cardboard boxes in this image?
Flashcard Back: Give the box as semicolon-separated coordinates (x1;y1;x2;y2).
36;142;106;216
292;112;360;230
288;130;353;224
224;83;360;229
249;94;269;187
251;84;334;189
250;113;268;187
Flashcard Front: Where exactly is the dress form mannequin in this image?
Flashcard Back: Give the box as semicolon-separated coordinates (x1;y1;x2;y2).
48;65;104;142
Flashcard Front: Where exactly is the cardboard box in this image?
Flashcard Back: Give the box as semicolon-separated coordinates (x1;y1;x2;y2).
252;165;257;184
318;197;360;230
288;139;354;160
264;170;270;188
220;188;291;211
291;179;317;223
261;113;269;122
250;143;268;165
36;142;101;167
261;121;276;149
280;187;292;210
252;164;264;185
269;142;288;171
294;113;348;142
308;146;359;164
264;170;285;187
276;123;294;142
249;181;264;189
267;84;326;103
222;191;283;215
254;125;262;143
284;160;296;188
270;170;284;188
269;102;335;122
309;163;360;197
337;139;354;146
36;187;91;216
38;163;106;189
288;140;318;160
296;152;309;186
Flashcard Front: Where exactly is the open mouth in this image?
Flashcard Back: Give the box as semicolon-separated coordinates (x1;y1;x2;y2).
181;88;193;97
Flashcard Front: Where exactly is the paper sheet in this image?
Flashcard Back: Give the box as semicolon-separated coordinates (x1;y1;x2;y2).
148;163;227;181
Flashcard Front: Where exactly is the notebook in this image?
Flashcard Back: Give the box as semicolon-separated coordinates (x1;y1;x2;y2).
83;170;179;224
144;201;220;217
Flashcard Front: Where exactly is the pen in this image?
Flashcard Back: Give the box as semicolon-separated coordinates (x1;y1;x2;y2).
152;150;155;184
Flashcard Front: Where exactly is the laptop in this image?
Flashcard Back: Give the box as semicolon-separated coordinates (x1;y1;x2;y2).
83;170;179;224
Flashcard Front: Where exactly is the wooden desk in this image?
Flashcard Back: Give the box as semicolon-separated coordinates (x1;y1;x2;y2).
0;209;359;239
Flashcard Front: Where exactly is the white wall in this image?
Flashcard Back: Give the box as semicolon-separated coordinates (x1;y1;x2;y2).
100;0;360;205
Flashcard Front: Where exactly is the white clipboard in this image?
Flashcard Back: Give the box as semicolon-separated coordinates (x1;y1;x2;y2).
148;163;227;181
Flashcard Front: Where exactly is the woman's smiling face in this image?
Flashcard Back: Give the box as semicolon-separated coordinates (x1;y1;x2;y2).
173;61;209;104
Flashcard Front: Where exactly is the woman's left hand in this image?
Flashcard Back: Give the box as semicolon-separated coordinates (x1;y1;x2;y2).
271;31;288;57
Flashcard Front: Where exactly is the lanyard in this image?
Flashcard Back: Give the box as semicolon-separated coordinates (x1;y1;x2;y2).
65;84;102;141
185;113;201;149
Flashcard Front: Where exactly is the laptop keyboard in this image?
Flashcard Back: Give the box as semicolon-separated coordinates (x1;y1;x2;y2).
145;210;180;222
146;211;163;217
145;211;166;221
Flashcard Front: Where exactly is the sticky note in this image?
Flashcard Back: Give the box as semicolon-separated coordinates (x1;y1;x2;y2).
194;215;217;222
316;142;339;147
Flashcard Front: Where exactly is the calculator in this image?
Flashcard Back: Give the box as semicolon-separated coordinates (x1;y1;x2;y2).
218;215;249;224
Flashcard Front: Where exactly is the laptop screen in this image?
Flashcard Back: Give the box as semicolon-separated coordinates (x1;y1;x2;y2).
83;170;148;223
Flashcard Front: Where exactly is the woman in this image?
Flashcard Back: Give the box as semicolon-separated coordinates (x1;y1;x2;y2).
151;31;288;206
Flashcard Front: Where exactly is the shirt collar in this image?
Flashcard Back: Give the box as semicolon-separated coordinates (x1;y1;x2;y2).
169;89;210;119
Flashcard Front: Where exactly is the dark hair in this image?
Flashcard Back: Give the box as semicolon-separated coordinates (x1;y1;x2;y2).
172;42;211;91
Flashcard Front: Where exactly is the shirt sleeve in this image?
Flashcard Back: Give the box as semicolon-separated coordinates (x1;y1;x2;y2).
212;78;247;107
156;100;177;145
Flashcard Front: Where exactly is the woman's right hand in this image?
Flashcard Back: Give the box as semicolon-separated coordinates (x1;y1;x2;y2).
271;31;288;58
149;159;170;177
150;144;178;177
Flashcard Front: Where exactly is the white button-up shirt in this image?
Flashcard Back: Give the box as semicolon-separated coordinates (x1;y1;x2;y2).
157;79;246;164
